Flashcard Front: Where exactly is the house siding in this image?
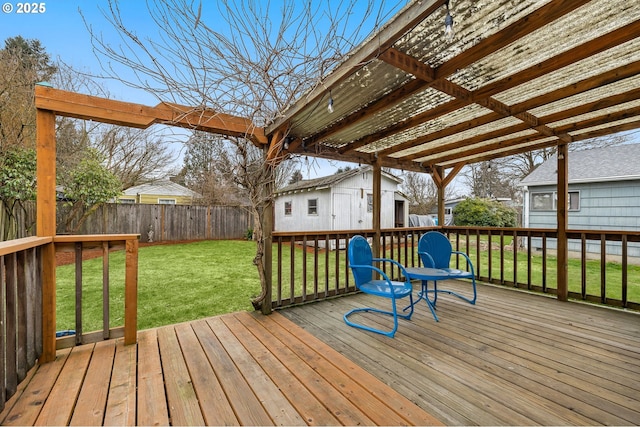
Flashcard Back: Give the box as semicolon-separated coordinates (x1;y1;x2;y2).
117;194;195;205
274;170;406;233
526;180;640;256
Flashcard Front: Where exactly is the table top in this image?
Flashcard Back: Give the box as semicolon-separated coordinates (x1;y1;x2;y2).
404;267;452;280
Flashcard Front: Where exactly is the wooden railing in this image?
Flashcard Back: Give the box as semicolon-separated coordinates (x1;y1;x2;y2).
0;234;138;413
52;235;139;348
1;236;50;412
272;227;640;311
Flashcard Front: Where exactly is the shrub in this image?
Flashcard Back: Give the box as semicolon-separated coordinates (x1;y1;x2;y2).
453;198;517;227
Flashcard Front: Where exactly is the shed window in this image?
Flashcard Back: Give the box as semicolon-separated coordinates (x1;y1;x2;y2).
308;198;318;215
284;201;292;216
367;194;373;212
158;198;176;204
120;198;135;204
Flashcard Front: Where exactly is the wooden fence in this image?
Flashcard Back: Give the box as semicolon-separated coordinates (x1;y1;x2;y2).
1;202;252;242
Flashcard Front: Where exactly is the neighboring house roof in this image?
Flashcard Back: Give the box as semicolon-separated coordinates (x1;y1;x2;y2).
122;180;202;198
519;144;640;187
275;166;402;195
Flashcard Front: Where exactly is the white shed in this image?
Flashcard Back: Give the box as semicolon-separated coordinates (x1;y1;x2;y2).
274;166;408;233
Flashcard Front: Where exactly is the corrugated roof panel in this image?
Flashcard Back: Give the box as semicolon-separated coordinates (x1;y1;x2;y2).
568;116;640;138
389;115;523;158
323;87;454;148
529;75;640;118
408;128;538;162
397;0;548;69
547;99;640;129
359;103;492;154
451;0;636;92
438;137;559;167
288;59;412;137
271;0;640;172
494;39;640;106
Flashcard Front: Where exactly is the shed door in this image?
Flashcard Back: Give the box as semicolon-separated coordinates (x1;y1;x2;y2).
395;200;405;227
333;193;351;230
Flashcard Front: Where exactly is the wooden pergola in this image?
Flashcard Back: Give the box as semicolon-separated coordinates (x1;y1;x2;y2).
35;0;640;361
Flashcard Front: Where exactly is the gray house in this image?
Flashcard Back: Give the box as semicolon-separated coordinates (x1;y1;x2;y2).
518;143;640;256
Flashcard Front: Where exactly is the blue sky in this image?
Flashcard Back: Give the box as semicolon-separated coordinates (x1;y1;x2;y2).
1;1;170;103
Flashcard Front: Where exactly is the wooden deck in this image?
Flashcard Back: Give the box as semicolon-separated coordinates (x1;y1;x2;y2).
282;282;640;425
2;282;639;426
0;310;440;426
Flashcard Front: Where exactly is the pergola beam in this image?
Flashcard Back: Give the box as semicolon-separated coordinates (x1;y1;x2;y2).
34;85;267;145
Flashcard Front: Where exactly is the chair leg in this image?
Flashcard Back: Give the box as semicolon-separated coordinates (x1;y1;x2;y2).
344;295;413;337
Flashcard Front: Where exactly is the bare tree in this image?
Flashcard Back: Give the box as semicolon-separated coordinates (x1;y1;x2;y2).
86;0;402;311
402;172;437;215
402;171;458;215
53;62;176;188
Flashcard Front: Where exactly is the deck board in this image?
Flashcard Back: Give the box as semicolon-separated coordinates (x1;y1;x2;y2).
35;344;93;426
282;281;640;425
103;339;136;426
70;340;116;426
0;310;440;426
157;326;205;426
136;329;169;426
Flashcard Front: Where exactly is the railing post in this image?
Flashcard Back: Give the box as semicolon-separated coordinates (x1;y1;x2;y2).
124;238;138;345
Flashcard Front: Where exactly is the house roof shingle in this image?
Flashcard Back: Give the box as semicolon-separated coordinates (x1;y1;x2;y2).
275;166;402;195
123;180;202;197
519;143;640;186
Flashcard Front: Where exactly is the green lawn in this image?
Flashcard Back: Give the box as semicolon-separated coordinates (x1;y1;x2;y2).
56;240;262;332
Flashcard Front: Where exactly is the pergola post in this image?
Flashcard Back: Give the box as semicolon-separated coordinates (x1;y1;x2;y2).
557;143;569;301
435;166;445;227
372;160;382;258
36;107;57;363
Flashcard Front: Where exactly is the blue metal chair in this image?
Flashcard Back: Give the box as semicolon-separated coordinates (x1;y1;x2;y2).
418;231;477;305
344;235;414;337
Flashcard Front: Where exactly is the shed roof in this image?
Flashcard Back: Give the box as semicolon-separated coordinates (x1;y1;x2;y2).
268;0;640;174
275;166;401;195
519;143;640;186
122;180;202;198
